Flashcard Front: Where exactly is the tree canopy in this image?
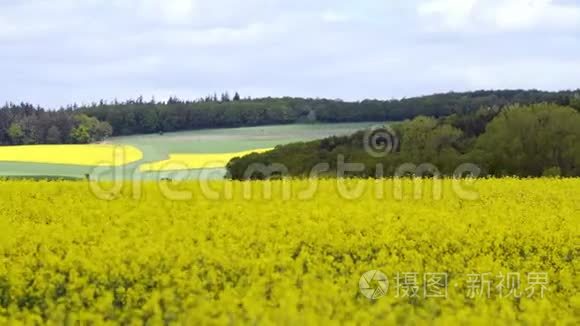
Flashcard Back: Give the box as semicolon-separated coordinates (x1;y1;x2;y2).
1;89;578;145
227;103;580;179
76;89;579;136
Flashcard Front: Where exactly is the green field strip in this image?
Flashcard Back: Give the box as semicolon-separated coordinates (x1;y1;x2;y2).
0;122;375;180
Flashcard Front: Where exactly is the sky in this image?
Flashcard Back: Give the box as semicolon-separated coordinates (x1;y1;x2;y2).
1;0;579;108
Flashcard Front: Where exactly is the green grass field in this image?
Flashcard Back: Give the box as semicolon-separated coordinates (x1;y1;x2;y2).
0;123;376;180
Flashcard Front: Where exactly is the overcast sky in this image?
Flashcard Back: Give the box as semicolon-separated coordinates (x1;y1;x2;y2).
1;0;579;107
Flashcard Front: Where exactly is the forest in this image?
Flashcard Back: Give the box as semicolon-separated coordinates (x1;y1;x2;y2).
226;103;580;178
1;89;579;145
0;103;112;145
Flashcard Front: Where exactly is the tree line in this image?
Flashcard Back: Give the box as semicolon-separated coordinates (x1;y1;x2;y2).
0;103;112;145
78;89;579;136
227;102;580;178
1;89;579;145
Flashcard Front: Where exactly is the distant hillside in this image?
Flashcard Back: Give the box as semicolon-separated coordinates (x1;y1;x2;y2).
226;103;580;179
79;89;579;136
1;89;579;145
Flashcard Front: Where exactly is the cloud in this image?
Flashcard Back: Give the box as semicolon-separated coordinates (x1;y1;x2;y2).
321;11;351;23
493;0;550;29
137;0;198;25
417;0;478;28
435;59;580;91
0;0;580;107
417;0;580;32
492;0;580;30
153;23;270;47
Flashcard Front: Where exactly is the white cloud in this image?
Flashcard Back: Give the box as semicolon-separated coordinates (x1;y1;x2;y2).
434;59;580;90
138;0;198;25
495;0;580;29
1;0;580;107
418;0;580;31
134;23;271;47
418;0;478;28
321;11;350;23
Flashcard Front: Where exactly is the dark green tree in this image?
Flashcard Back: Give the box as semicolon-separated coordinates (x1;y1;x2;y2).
7;123;25;145
46;125;62;144
70;125;91;144
476;103;580;176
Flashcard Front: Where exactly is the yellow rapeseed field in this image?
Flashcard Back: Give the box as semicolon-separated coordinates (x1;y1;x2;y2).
139;148;272;171
0;145;143;166
0;178;578;324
